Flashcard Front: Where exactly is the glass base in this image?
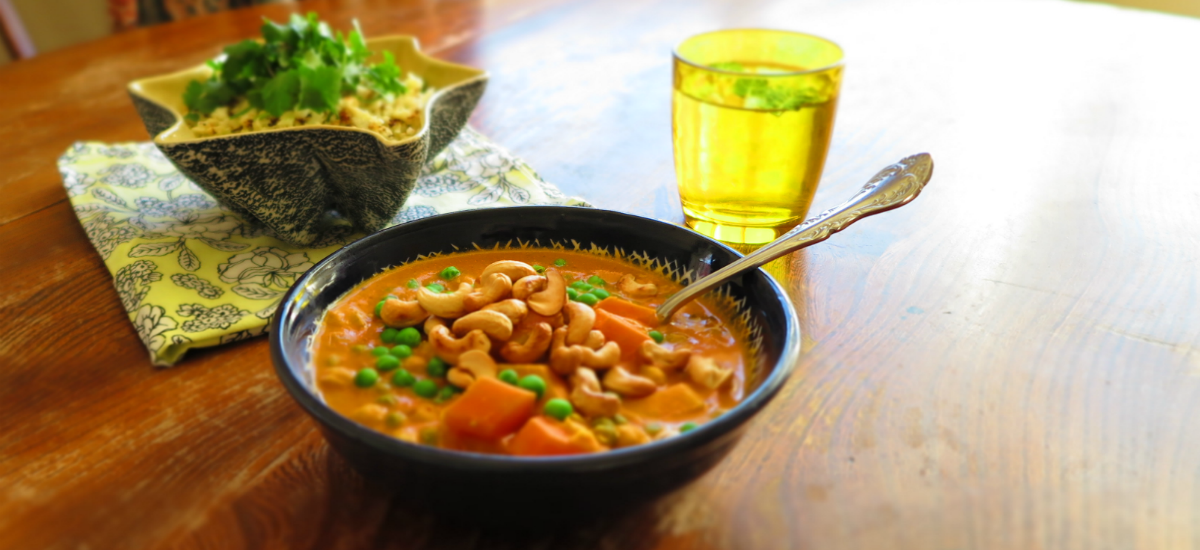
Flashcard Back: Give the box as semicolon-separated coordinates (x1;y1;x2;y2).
684;216;798;245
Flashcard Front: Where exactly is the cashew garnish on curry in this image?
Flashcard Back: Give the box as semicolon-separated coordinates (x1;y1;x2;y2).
311;250;748;456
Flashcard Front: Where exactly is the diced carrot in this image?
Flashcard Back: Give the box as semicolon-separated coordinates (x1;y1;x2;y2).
595;297;659;328
508;417;592;456
442;377;536;440
593;308;652;361
624;382;705;420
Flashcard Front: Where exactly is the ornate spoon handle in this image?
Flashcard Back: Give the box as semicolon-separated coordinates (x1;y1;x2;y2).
655;153;934;323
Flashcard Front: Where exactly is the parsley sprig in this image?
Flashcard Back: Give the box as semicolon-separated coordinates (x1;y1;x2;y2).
183;13;407;119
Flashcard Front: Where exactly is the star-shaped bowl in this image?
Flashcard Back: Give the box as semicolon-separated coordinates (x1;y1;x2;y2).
128;36;487;247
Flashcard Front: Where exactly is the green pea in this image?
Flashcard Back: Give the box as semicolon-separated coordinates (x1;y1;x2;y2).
544;398;573;421
385;411;407;428
649;330;664;343
407;278;419;289
439;266;461;280
680;422;698;433
390;344;412;358
396;327;421;347
377;394;399;406
566;288;579;301
644;422;663;435
518;375;547;400
587;276;606;287
381;327;399;343
392;369;416;387
354;368;379;388
554;258;566;267
594;424;618;446
427;357;449;377
375;354;401;371
498;369;520;385
425;283;446;293
613;414;628;425
375;300;386;317
371;346;389;357
533;264;546;274
577;293;599;307
569;280;593;291
592;417;615;430
435;386;457;403
591;288;611;300
414;379;438;398
351;344;368;354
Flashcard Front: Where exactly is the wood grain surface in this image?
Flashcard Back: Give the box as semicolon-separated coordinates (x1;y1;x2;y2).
3;0;1200;548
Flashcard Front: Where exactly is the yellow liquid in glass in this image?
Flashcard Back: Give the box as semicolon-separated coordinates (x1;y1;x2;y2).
673;62;838;244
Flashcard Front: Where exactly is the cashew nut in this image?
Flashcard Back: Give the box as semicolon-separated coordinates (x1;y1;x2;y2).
579;342;621;368
452;309;514;341
481;298;528;324
500;322;553;363
424;315;447;335
549;326;583;375
583;330;606;350
379;297;428;328
570;367;620;417
528;269;566;316
550;325;621;375
512;275;547;300
617;274;658;298
481;260;538;283
447;349;498;388
685;356;733;390
463;272;513;312
428;325;491;364
417;282;472;319
602;366;658;397
564;301;595;345
640;340;691;370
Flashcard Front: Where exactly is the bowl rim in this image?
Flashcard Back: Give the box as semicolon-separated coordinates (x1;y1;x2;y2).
127;34;488;147
270;206;802;472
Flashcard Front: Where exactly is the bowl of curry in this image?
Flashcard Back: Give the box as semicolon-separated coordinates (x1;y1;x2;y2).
271;206;800;514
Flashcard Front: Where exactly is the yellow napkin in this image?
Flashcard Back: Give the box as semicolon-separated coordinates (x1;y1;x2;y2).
60;127;589;366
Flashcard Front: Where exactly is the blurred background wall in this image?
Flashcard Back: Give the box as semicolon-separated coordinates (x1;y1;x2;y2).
0;0;291;65
0;0;1197;66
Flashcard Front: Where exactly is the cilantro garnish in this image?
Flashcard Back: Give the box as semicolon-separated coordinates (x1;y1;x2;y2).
184;13;408;118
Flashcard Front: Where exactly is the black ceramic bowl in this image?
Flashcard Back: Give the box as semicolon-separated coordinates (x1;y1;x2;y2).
271;206;801;515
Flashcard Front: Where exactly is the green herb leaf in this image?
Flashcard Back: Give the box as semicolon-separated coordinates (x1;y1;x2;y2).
298;65;342;112
183;12;407;118
261;70;300;117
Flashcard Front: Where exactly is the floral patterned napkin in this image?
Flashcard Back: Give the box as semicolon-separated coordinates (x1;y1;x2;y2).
60;127;589;367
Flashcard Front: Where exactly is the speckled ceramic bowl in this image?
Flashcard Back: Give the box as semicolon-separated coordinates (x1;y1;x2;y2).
128;36;487;247
270;207;802;517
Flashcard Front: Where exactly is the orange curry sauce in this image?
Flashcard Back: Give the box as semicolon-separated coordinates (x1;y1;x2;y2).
311;250;749;456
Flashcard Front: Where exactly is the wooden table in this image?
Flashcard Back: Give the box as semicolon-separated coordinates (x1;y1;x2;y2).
4;0;1199;548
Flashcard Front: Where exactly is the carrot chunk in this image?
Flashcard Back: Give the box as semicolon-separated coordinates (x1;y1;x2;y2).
593;309;652;362
626;382;705;420
595;297;659;328
442;377;536;440
508;417;592;456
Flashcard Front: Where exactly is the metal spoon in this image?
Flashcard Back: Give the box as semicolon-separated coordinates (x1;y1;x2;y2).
655;153;935;323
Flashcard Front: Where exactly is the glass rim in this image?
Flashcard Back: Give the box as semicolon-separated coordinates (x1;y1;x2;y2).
672;28;845;77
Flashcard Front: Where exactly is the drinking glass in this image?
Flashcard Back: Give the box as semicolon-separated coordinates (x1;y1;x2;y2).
673;29;844;244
